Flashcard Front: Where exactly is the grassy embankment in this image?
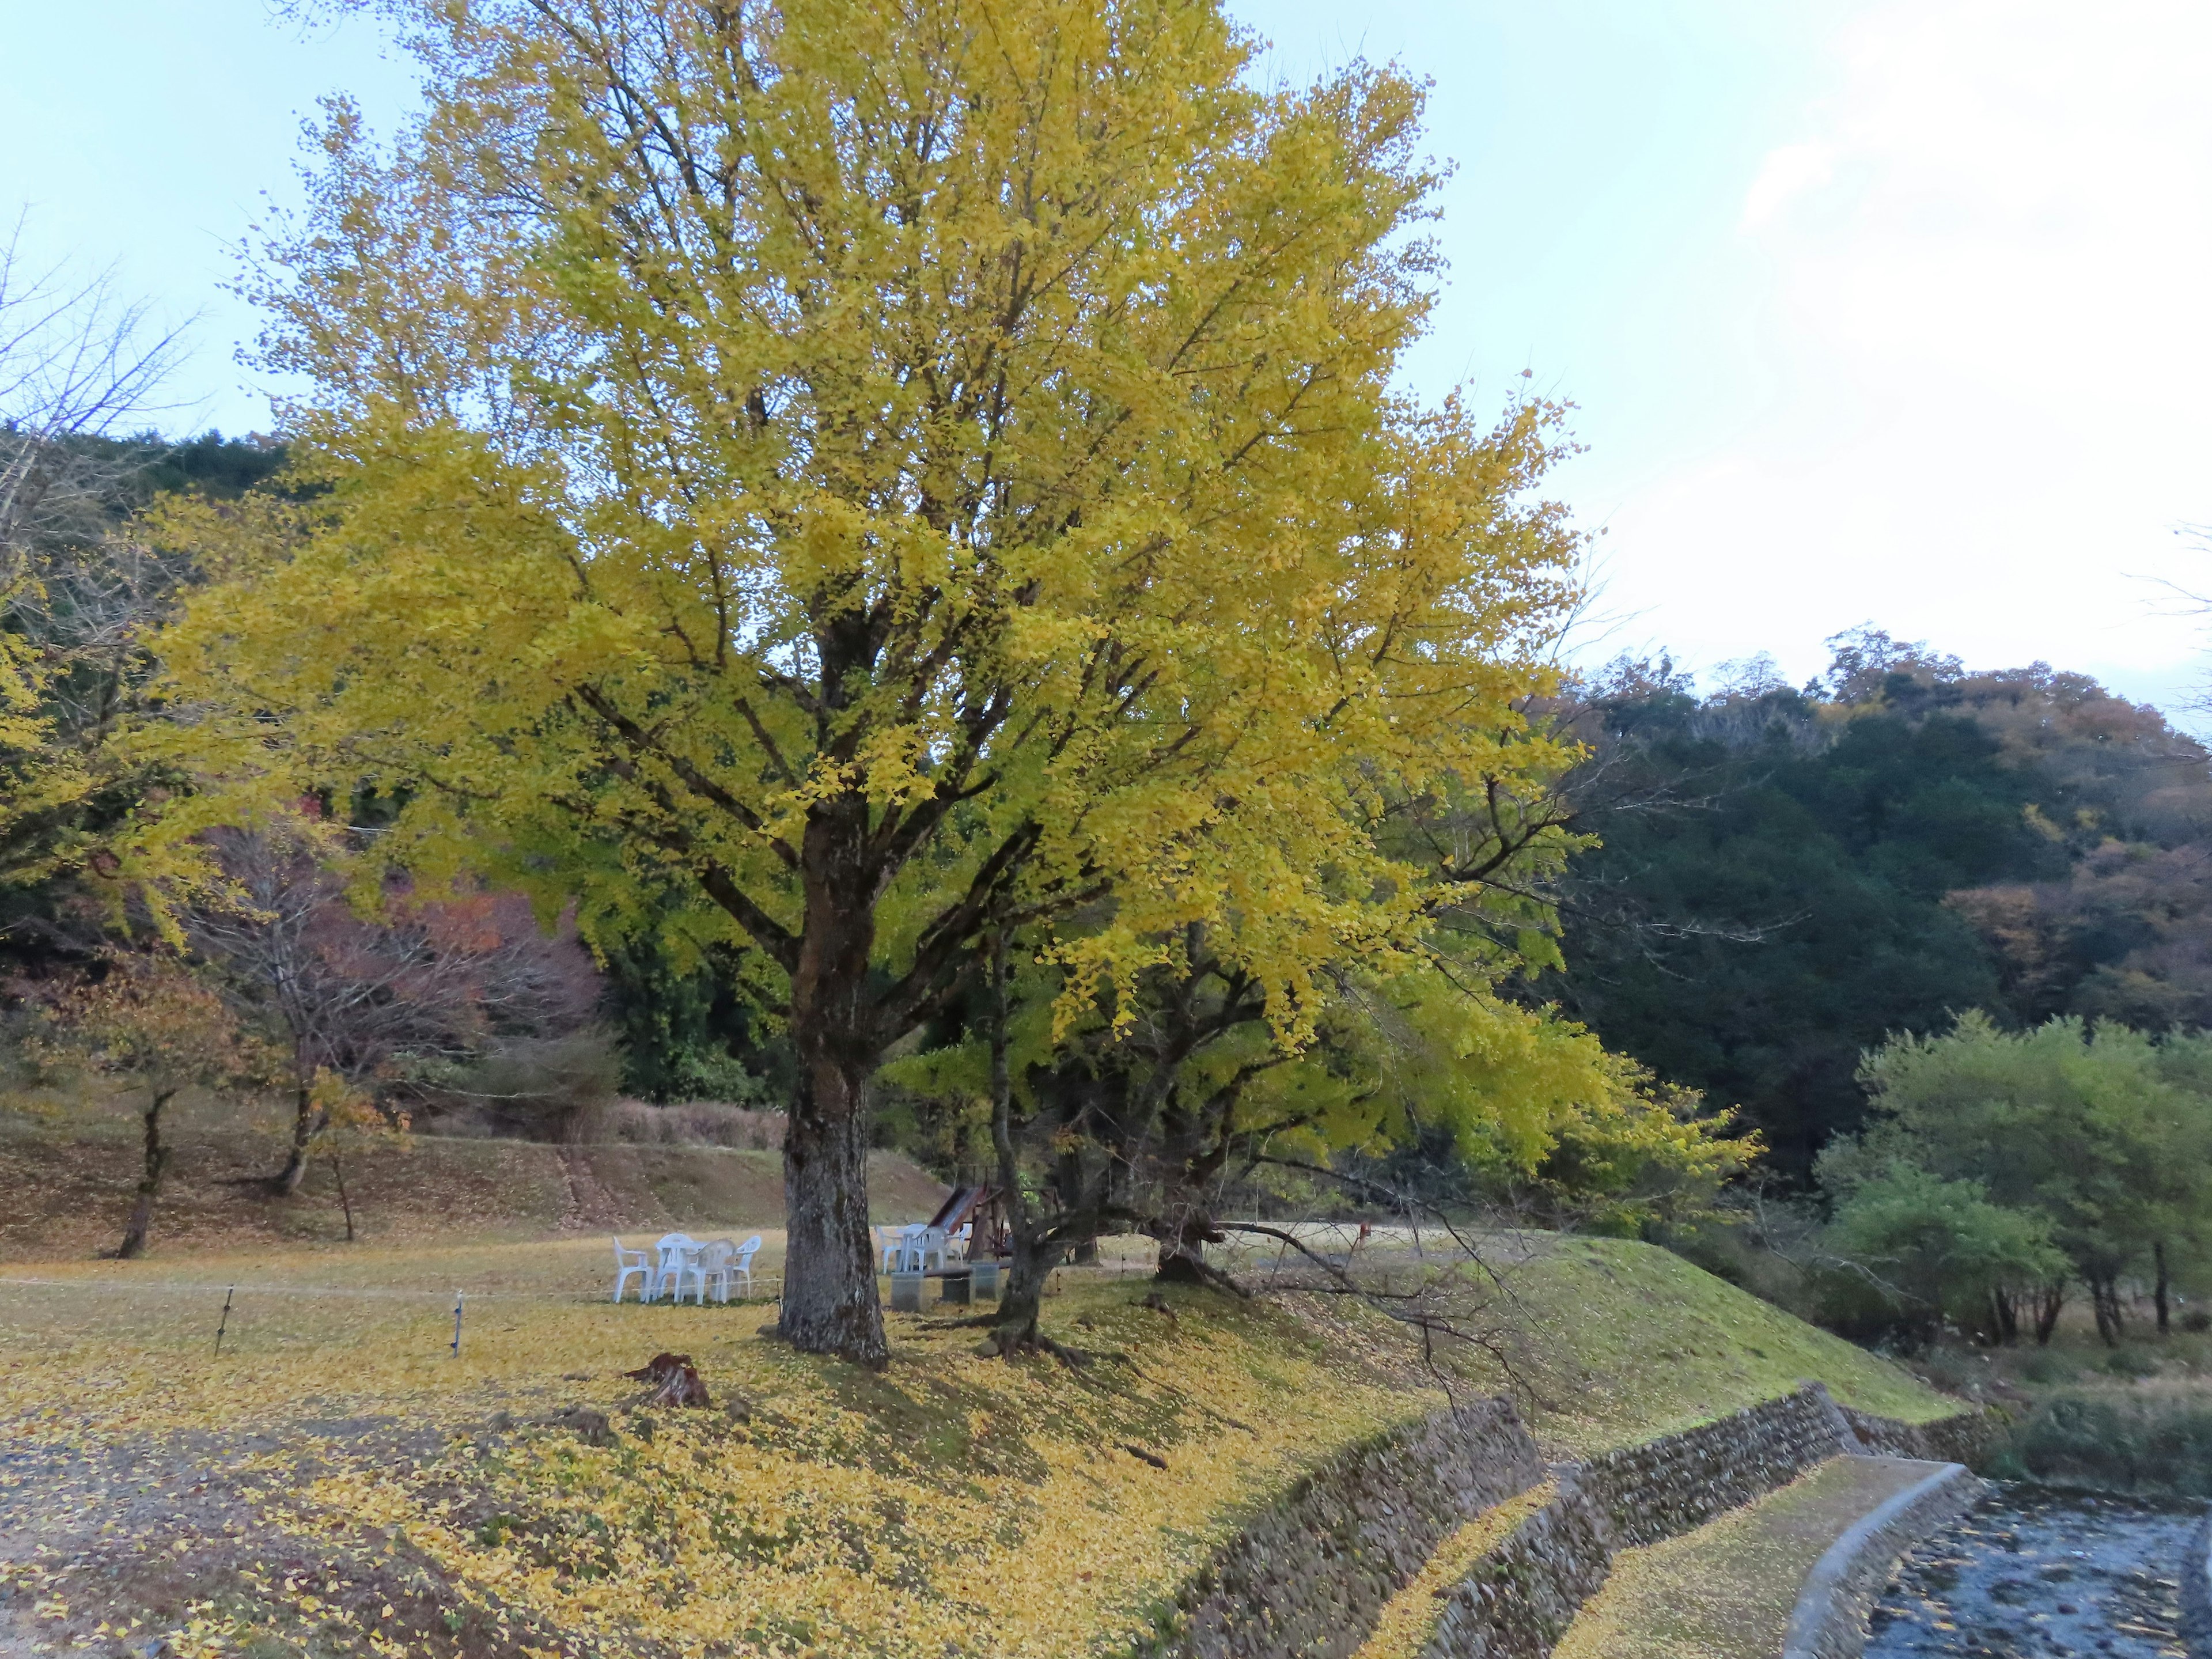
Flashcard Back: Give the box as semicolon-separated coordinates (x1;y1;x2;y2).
0;1096;950;1261
0;1220;1955;1659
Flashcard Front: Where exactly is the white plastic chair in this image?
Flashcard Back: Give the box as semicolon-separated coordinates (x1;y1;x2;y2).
732;1234;762;1297
897;1225;947;1272
651;1232;696;1301
611;1237;653;1302
684;1239;733;1305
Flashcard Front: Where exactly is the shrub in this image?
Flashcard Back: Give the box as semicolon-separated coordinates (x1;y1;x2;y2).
1989;1394;2212;1494
436;1031;623;1142
605;1099;785;1151
1817;1160;2066;1343
2104;1347;2159;1379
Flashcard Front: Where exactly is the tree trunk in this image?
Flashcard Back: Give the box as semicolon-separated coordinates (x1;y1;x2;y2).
980;931;1050;1354
117;1088;177;1260
995;1222;1061;1351
770;798;894;1367
2091;1275;2123;1347
1992;1288;2019;1346
2034;1283;2065;1345
274;1077;315;1197
331;1153;355;1243
2155;1240;2171;1335
778;1055;887;1366
975;930;1115;1356
1153;1212;1222;1283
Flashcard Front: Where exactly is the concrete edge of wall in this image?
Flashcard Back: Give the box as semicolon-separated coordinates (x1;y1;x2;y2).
1778;1460;1986;1659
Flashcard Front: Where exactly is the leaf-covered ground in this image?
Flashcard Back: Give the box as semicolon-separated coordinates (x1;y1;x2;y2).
0;1233;1956;1658
0;1240;1435;1658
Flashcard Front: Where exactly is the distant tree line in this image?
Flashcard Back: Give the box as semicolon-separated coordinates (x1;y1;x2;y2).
1813;1013;2212;1348
1531;631;2212;1180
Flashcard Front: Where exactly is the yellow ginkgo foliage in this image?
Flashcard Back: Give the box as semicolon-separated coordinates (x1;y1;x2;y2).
155;0;1586;1364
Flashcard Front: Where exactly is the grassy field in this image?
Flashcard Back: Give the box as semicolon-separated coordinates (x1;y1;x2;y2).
1455;1235;1955;1456
0;1085;1959;1658
0;1222;1959;1659
0;1245;1434;1659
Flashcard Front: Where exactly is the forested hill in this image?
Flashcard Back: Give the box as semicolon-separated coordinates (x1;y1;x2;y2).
1537;632;2212;1178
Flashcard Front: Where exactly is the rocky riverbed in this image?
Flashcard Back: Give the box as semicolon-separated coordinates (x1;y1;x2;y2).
1863;1485;2202;1657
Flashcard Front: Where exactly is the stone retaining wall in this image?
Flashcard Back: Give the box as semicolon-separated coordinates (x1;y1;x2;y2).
2180;1509;2212;1659
1141;1396;1544;1659
1418;1389;1993;1659
1141;1385;1988;1659
1418;1387;1854;1659
1838;1403;1997;1467
1577;1387;1850;1548
1421;1481;1612;1659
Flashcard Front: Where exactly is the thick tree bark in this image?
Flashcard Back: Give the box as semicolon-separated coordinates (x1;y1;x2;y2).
2155;1240;2171;1335
779;1051;887;1366
995;1223;1062;1351
775;804;891;1368
331;1153;355;1243
1153;1213;1225;1283
117;1088;176;1260
2033;1283;2066;1345
274;1074;316;1197
1991;1288;2019;1346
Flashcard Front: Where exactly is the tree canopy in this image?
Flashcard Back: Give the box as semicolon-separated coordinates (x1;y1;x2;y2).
1821;1012;2212;1344
156;0;1588;1362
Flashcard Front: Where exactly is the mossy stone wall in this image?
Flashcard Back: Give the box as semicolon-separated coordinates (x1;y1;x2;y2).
1146;1397;1544;1659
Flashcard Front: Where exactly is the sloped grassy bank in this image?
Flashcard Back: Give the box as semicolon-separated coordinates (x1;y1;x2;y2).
1440;1236;1956;1456
0;1233;1957;1658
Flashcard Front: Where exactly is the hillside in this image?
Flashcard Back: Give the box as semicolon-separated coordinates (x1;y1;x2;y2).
0;1103;950;1262
0;1223;1956;1658
1547;639;2212;1174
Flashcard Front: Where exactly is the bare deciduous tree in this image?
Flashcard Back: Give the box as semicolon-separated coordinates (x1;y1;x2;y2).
185;816;605;1194
1;213;194;896
0;210;191;565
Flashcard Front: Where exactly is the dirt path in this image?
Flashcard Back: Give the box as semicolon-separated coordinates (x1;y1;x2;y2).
1552;1455;1941;1659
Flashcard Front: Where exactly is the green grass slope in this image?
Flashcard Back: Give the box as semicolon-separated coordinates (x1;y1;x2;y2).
1462;1236;1956;1455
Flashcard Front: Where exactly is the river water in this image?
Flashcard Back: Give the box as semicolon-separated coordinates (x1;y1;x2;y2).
1863;1486;2203;1657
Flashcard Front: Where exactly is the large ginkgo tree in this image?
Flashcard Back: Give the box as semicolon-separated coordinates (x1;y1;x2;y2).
158;0;1585;1363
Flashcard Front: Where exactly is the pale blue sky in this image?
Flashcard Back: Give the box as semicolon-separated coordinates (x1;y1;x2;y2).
6;1;2209;713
